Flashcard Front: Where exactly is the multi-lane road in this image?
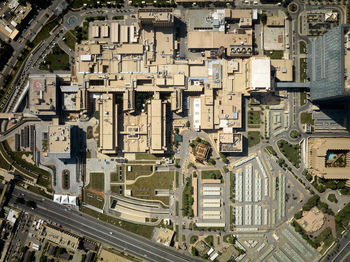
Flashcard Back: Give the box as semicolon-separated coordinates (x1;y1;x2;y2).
8;185;203;262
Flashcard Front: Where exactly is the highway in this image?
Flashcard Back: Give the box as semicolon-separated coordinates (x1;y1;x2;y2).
8;186;202;262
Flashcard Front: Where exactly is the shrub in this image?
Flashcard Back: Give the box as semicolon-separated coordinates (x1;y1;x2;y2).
294;210;303;219
328;194;337;203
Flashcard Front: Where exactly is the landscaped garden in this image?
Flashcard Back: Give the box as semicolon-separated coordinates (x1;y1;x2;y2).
62;170;70;190
32;15;59;46
292;195;336;252
86;172;105;192
300;92;307;106
300;112;313;124
299;41;307;54
248;131;261;148
277;139;301;168
300;58;307;82
126;171;174;205
290;130;300;139
201;170;222;181
264;50;284;60
39;44;70;71
182;175;194;217
63;30;77;50
81;206;155;239
125;164;153;180
247;110;261;128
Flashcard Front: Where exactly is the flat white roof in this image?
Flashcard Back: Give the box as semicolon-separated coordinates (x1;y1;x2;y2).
251;57;271;90
193;98;201;131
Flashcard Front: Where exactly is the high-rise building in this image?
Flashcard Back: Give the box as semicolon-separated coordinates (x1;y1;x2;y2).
308;25;350;101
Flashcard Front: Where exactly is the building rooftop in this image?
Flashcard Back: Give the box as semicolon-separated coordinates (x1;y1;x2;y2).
271;59;293;82
308;25;350;101
48;125;71;158
194;142;210;162
99;94;118;154
28;74;57;116
307;137;350;179
218;133;243;152
250;57;271;91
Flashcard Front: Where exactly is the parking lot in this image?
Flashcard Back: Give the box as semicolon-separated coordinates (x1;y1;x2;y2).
197;177;225;225
232;154;288;231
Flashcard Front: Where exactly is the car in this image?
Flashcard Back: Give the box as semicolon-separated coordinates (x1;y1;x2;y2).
109;232;113;235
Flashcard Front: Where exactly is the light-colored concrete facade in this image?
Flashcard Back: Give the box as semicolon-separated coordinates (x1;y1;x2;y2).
63;8;284;156
307;137;350;179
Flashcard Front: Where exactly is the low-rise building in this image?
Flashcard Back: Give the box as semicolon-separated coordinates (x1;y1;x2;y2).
194;143;210;162
48;125;71;159
28;74;58;116
306;137;350;179
44;225;80;250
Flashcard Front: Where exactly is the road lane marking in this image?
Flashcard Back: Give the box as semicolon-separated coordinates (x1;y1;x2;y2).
35;205;187;262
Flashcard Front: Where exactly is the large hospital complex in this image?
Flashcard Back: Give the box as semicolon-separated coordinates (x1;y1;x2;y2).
27;8;294;157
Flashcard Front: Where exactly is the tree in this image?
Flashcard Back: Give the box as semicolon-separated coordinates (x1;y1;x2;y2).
294;210;303;219
191;247;198;256
220;153;227;164
325;180;337;190
186;121;190;128
328;194;337;203
208;158;216;166
303;195;320;211
260;13;267;24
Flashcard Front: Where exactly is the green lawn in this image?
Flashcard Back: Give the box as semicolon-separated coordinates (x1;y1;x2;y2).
335;202;350;235
135;153;162;160
201;170;222;180
247;110;261;128
1;141;51;188
125;164;153;180
204;235;214;246
182;176;193;217
110;166;123;182
112;16;124;20
190;235;198;244
126;171;174;205
300;112;313;124
39;44;70;71
248;131;261;148
300;58;307;82
110;185;123;195
264;50;284;60
27;185;53;199
87;172;105;192
83;190;105;209
0;145;10;170
63;31;77;50
290;130;300;139
300;92;307;106
299;41;307;54
81;206;155;239
265;146;277;156
32;16;59;46
277;139;301;168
